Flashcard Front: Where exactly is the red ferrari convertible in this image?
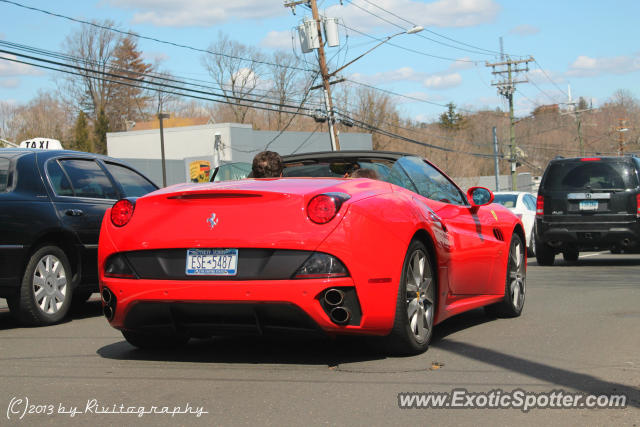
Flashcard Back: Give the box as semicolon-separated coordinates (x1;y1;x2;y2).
98;151;526;354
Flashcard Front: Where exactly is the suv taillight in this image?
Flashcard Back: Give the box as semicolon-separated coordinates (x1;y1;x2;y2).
536;195;544;216
637;194;640;218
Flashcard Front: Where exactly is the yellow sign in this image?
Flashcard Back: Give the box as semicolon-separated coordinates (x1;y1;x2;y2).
189;160;211;183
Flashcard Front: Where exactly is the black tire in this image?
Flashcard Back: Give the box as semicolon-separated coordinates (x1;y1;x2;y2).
386;240;436;356
13;245;73;325
535;239;555;266
122;330;189;349
485;233;526;318
527;226;536;257
563;249;579;263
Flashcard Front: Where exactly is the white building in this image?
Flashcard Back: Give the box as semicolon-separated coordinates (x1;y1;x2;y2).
107;122;372;186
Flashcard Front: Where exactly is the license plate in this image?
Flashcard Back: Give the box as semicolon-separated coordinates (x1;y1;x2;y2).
579;200;598;211
186;249;238;276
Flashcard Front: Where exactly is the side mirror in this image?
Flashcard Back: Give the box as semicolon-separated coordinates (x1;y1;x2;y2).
467;186;494;207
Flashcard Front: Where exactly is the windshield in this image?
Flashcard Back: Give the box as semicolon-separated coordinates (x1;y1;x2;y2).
493;194;518;208
283;158;394;180
543;160;638;191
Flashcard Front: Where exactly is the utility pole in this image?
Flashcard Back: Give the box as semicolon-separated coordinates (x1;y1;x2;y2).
492;127;500;192
284;0;339;150
564;86;586;156
157;112;170;187
617;118;628;156
486;55;533;190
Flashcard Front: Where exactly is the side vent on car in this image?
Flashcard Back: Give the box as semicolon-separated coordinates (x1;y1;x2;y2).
493;228;504;241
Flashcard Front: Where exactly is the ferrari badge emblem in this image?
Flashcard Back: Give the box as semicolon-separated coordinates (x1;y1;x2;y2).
491;210;498;221
207;213;219;230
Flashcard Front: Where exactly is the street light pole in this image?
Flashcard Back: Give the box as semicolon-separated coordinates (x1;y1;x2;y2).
327;26;424;79
157;112;170;187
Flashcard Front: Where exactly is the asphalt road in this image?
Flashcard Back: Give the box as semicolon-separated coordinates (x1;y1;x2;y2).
0;252;638;426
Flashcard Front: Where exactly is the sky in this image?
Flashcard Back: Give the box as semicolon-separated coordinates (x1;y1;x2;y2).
1;0;639;122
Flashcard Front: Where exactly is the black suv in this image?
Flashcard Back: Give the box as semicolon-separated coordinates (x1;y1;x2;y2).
0;148;158;325
535;155;640;265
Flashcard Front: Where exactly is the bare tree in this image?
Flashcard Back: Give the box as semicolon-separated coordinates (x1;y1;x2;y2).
202;32;267;124
264;50;316;131
58;20;122;120
0;101;19;142
4;92;73;145
339;85;399;150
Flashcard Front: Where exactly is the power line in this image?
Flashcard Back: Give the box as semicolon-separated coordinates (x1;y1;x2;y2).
336;110;503;159
534;60;568;98
344;0;499;57
338;22;478;63
343;78;508;117
352;0;506;56
0;53;317;118
0;0;317;74
0;47;320;113
0;40;326;109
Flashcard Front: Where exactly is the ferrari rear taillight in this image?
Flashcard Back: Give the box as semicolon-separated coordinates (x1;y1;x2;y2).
307;192;350;224
636;194;640;218
536;195;544;216
294;253;349;279
111;199;135;227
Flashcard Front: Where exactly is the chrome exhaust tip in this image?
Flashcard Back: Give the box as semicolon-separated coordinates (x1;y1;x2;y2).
324;288;345;307
103;305;114;320
101;288;112;305
329;306;351;325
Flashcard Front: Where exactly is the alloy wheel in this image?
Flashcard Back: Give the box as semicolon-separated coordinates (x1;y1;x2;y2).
508;240;526;311
32;254;68;315
405;249;435;343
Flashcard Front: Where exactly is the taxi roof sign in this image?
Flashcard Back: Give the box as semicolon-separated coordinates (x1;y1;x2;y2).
19;138;64;150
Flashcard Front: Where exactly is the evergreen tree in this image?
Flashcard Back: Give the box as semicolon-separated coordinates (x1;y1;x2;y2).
109;35;153;131
577;96;589;111
438;102;465;130
93;107;109;154
73;111;93;152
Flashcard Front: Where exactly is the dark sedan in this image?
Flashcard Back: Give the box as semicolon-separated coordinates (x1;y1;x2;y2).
0;148;157;325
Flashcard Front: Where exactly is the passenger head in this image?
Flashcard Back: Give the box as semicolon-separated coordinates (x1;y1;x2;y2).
350;168;379;180
251;151;283;178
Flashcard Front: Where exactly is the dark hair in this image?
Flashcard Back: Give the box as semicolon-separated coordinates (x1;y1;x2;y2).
251;151;283;178
350;168;379;179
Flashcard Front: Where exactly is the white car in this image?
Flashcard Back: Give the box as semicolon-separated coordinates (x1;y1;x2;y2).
493;192;537;256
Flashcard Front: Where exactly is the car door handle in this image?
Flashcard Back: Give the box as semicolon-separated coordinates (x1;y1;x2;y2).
65;209;84;216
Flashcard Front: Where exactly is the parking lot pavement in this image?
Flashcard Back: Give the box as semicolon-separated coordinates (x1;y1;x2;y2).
0;252;639;426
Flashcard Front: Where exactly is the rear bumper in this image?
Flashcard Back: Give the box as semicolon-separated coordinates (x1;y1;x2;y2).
536;217;640;249
100;277;392;336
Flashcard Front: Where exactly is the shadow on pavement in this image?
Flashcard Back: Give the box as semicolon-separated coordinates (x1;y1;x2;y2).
97;334;388;366
0;299;103;331
433;339;640;409
96;308;496;366
431;308;495;344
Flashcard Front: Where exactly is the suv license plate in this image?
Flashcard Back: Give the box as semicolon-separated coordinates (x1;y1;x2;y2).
579;200;598;211
186;249;238;275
